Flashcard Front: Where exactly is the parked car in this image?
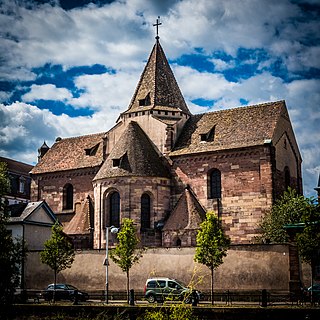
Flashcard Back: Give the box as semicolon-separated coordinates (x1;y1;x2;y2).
42;283;89;302
144;277;201;303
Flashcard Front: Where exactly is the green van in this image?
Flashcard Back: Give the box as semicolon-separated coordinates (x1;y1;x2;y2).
144;277;201;303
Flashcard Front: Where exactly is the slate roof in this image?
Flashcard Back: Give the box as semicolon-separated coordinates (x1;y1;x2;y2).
94;121;171;180
0;156;33;175
8;201;57;223
123;39;190;115
31;132;106;174
170;101;286;156
163;186;206;231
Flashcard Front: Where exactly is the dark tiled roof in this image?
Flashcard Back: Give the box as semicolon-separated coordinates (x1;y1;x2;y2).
31;132;106;174
123;40;190;115
94;121;171;180
9;201;56;223
170;101;286;156
163;187;206;231
0;156;33;175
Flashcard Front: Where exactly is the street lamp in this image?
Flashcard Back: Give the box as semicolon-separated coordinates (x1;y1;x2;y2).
104;225;119;303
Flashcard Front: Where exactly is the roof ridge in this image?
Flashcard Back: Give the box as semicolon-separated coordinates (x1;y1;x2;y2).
196;100;285;117
54;131;107;142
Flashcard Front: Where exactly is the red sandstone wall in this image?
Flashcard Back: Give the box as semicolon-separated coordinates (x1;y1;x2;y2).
93;177;171;249
171;146;274;243
31;168;98;215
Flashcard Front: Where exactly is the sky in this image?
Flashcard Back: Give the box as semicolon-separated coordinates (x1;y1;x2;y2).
0;0;319;198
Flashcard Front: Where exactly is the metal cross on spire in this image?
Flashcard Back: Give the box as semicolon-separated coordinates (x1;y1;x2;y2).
153;16;162;40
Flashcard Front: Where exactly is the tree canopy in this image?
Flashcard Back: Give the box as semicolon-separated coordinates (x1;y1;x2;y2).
40;221;75;293
0;161;25;305
194;211;230;304
109;218;143;301
259;187;320;265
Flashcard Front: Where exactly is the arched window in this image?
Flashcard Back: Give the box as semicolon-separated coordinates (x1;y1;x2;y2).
209;169;221;199
63;183;73;210
109;192;120;227
284;166;291;190
141;193;151;230
176;238;181;247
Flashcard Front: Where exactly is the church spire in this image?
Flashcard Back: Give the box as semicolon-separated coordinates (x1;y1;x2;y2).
122;19;190;116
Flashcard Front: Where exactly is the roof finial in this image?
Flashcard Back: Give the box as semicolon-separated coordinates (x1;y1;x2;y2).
153;16;162;41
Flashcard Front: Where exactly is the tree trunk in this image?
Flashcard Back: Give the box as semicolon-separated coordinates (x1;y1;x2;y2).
53;270;57;303
127;269;130;304
211;266;214;305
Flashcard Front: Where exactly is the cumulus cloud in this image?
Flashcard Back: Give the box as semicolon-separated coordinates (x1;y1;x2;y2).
22;84;73;102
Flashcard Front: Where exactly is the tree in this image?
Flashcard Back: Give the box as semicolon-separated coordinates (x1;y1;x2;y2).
40;221;75;302
259;187;314;243
109;218;143;303
0;161;25;305
259;187;320;302
194;211;230;305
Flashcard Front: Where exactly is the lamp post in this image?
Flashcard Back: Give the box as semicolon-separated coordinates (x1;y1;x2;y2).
104;225;119;303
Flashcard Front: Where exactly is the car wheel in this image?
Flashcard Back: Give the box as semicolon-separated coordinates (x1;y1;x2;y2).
147;294;156;303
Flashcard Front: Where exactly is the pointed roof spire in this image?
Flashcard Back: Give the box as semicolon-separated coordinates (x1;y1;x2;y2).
122;21;190;116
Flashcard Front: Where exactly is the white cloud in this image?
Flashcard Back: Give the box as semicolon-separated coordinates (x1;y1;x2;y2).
71;71;139;110
22;84;73;102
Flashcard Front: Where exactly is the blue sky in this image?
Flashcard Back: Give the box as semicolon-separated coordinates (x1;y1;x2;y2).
0;0;319;197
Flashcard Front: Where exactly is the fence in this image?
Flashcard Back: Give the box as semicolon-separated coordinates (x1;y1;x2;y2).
15;289;309;306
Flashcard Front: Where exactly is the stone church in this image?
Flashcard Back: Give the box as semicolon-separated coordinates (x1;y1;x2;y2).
30;37;302;252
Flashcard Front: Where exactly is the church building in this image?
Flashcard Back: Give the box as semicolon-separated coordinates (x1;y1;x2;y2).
30;35;302;251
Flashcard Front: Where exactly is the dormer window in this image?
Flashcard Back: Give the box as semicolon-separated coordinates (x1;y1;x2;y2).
85;143;99;156
19;176;26;194
112;158;121;168
139;93;151;106
200;125;216;142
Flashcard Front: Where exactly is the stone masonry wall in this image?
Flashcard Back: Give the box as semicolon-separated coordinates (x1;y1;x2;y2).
25;245;292;292
172;146;273;243
93;176;171;249
31;168;99;219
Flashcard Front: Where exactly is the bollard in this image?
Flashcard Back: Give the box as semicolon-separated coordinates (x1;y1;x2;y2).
129;289;135;306
261;289;267;307
191;290;198;307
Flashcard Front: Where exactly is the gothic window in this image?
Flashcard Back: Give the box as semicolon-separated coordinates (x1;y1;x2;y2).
176;238;181;247
141;193;151;230
209;169;221;199
110;191;120;227
284;166;290;190
63;183;73;210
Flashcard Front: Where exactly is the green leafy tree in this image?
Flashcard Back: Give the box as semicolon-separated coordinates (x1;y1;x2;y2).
259;188;314;243
40;221;75;301
0;161;26;305
260;187;320;301
194;211;230;305
109;218;143;302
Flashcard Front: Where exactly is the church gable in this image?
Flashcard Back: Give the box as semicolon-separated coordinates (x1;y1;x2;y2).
162;186;206;247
